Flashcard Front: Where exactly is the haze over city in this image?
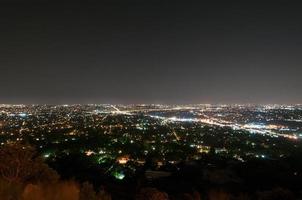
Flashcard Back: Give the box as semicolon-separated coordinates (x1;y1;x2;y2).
1;1;302;104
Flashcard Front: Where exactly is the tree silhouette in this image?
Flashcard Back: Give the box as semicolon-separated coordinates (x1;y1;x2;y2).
0;143;58;184
136;187;169;200
80;181;97;200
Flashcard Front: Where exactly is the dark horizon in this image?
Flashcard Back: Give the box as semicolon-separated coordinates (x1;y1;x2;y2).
1;1;302;104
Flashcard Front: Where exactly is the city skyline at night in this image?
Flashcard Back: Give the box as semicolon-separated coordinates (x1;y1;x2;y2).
1;1;302;199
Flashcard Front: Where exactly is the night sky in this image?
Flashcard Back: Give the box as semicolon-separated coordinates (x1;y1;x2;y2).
1;1;301;104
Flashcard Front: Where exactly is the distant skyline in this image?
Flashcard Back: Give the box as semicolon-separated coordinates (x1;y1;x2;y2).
1;1;301;104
